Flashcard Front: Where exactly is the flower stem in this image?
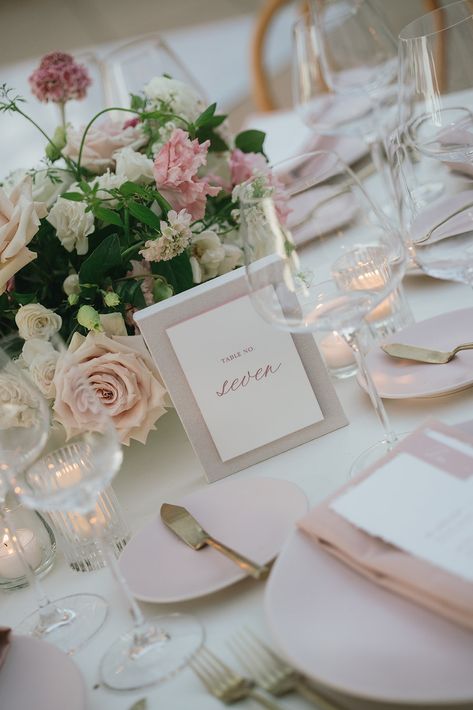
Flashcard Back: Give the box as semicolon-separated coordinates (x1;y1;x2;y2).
76;107;141;178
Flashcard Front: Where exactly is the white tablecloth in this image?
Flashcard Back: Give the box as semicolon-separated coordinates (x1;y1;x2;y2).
2;107;473;708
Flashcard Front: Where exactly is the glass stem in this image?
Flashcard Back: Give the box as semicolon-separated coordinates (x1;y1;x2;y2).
367;137;397;207
342;330;397;445
87;512;149;645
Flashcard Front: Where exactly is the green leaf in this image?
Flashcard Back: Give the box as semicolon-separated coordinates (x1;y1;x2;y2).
151;251;194;294
119;181;149;198
13;292;37;305
79;234;122;285
130;94;146;111
194;102;216;128
152;279;173;302
128;201;162;231
196;126;228;152
235;129;266;155
61;192;85;202
129;699;147;710
93;206;123;227
203;114;226;128
79;180;92;193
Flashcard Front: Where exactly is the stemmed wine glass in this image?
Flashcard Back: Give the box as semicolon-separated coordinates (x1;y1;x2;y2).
100;33;206;108
294;2;398;207
397;0;473;287
0;339;109;654
239;151;407;474
3;338;203;690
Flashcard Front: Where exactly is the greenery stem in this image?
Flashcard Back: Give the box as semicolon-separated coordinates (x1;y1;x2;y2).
76;107;141;177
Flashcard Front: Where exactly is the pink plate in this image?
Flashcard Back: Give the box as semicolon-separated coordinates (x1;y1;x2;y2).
119;477;307;603
287;186;358;244
359;308;473;399
265;529;473;705
0;635;86;710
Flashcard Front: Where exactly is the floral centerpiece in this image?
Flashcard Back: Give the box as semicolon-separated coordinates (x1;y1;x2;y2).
0;52;285;445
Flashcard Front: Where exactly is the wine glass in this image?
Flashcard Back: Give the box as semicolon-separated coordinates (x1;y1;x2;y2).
100;33;206;107
7;339;203;690
0;339;108;654
294;2;398;207
398;0;473;286
238;150;407;474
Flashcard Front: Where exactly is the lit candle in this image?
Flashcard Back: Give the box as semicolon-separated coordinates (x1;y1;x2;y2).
320;332;356;369
0;528;42;580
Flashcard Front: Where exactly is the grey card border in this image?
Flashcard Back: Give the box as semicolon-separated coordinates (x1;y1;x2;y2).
134;262;348;482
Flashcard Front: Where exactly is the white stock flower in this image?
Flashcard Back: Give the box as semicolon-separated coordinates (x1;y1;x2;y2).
47;197;95;254
90;170;126;206
190;230;225;282
15;303;62;341
115;147;154;184
218;243;243;275
144;76;203;122
140;209;192;262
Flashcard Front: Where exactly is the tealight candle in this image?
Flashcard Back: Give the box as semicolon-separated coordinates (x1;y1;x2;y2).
320;332;356;370
0;528;43;580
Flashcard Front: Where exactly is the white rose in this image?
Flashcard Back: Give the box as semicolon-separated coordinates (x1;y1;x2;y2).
191;230;225;282
15;303;62;341
144;76;203;122
90;170;126;206
28;350;59;399
0;177;47;294
21;338;56;365
115;147;154;184
47;197;95;254
63;273;80;295
100;312;128;337
218;243;243;276
31;169;74;207
0;369;40;429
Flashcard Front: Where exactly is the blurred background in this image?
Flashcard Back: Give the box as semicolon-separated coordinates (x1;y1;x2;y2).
0;0;451;175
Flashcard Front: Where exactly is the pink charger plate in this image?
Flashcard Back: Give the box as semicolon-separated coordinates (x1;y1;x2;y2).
265;529;473;706
0;635;86;710
119;476;308;603
359;307;473;399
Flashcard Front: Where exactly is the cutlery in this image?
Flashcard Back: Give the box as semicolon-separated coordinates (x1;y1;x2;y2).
381;341;473;364
160;503;269;579
228;629;342;709
191;646;283;708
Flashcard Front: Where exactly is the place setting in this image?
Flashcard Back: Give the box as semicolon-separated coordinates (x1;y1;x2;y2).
2;1;473;709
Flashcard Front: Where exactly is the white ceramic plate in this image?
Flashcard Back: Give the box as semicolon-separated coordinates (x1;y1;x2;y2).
119;477;307;603
0;635;86;710
287;186;358;244
359;308;473;399
265;529;473;705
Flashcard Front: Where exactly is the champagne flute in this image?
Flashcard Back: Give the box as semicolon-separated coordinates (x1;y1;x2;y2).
0;340;108;654
7;340;203;690
239;150;407;475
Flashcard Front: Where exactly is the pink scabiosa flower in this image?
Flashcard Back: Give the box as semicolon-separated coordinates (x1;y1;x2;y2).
140;208;193;263
29;52;91;104
153;128;220;220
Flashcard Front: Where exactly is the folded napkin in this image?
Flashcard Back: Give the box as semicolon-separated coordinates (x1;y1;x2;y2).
298;421;473;631
0;628;11;669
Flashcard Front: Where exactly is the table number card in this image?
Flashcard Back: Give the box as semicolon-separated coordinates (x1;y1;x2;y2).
135;263;347;482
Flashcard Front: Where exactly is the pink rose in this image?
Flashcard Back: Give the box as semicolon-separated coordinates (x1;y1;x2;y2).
230;149;267;186
53;333;167;445
0;177;47;294
153;128;220;220
63;119;146;174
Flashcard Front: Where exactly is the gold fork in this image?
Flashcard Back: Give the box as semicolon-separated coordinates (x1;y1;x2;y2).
228;629;343;709
190;646;283;709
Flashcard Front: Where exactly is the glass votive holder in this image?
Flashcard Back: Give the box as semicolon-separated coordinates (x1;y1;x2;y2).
44;486;130;573
366;284;414;340
318;324;373;380
0;494;56;591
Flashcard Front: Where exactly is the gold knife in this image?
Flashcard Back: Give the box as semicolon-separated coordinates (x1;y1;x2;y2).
160;503;269;580
381;341;473;364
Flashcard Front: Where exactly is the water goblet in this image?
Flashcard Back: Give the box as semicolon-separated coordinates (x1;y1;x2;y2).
9;343;203;690
239;150;407;475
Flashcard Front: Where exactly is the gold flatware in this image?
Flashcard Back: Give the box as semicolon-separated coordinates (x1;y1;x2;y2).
381;341;473;364
191;646;283;709
228;629;342;709
160;503;269;579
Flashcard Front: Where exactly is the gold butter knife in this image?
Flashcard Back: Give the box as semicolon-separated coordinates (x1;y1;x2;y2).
160;503;269;580
381;341;473;364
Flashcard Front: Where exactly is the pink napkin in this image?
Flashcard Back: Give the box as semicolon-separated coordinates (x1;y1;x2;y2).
298;420;473;631
0;628;11;669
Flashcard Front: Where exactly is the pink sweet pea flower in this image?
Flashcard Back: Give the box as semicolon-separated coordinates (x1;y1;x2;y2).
230;148;268;186
153;128;220;220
